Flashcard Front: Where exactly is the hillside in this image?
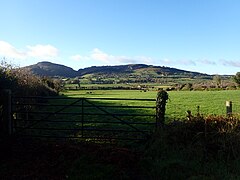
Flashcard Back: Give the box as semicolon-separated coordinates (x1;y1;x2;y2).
25;61;78;78
25;61;209;78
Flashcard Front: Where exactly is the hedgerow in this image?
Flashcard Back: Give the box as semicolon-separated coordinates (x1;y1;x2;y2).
0;60;59;96
143;114;240;179
0;60;60;129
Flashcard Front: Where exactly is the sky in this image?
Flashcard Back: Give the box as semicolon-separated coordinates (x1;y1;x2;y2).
0;0;240;75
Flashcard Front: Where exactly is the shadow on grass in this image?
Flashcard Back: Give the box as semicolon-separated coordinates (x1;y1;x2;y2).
12;95;156;145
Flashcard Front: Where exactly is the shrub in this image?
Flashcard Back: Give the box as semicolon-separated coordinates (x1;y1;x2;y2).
0;60;59;96
143;114;240;179
233;72;240;87
156;90;168;127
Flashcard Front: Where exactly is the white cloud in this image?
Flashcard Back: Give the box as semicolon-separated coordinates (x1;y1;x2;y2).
70;54;83;61
0;40;59;60
91;48;115;62
134;56;154;64
179;59;196;66
220;59;240;67
71;48;154;65
198;59;216;65
156;58;196;66
70;48;240;70
0;41;26;59
115;56;137;64
161;58;172;63
26;44;58;59
70;54;90;61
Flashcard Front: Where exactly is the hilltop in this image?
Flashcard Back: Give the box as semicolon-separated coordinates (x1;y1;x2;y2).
25;61;209;78
25;61;78;77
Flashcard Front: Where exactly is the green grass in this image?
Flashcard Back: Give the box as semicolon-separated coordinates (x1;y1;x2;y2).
62;89;155;98
10;89;240;179
14;91;156;141
62;89;240;120
64;83;170;89
166;90;240;120
14;89;240;143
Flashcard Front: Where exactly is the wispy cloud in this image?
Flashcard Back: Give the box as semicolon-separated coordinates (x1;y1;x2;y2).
70;49;205;67
198;59;216;65
155;58;196;66
179;59;196;66
0;40;59;60
220;59;240;67
70;54;91;61
70;48;154;65
157;58;217;66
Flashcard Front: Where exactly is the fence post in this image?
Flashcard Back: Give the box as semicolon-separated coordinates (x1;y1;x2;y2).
81;98;84;137
1;90;12;137
226;101;232;116
156;90;168;129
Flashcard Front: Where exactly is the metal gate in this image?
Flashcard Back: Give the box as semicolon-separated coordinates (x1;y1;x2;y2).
12;96;156;141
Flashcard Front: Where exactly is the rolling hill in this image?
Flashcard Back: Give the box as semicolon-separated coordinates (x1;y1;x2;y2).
25;61;78;77
24;61;209;78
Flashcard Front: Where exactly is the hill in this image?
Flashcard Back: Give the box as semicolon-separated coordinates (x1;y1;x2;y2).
25;61;209;78
77;64;207;76
25;61;78;78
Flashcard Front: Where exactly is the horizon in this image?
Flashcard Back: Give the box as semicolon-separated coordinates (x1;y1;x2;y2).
1;0;240;75
27;60;222;76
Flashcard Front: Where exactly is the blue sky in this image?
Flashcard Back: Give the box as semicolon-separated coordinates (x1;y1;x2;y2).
0;0;240;75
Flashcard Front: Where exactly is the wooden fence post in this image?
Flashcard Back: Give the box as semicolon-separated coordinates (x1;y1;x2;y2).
226;101;232;116
1;90;12;137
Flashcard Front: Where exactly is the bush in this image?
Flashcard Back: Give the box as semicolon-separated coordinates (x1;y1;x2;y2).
142;114;240;179
0;61;59;96
156;90;168;126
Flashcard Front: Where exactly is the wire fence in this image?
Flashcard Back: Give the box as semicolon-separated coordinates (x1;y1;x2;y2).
166;99;240;121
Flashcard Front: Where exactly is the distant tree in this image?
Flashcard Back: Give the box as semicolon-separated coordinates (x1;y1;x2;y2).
233;72;240;86
72;78;80;88
213;75;222;88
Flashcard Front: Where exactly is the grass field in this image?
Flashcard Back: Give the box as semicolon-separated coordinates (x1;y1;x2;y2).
62;89;240;120
64;83;169;89
8;90;240;179
13;89;240;143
